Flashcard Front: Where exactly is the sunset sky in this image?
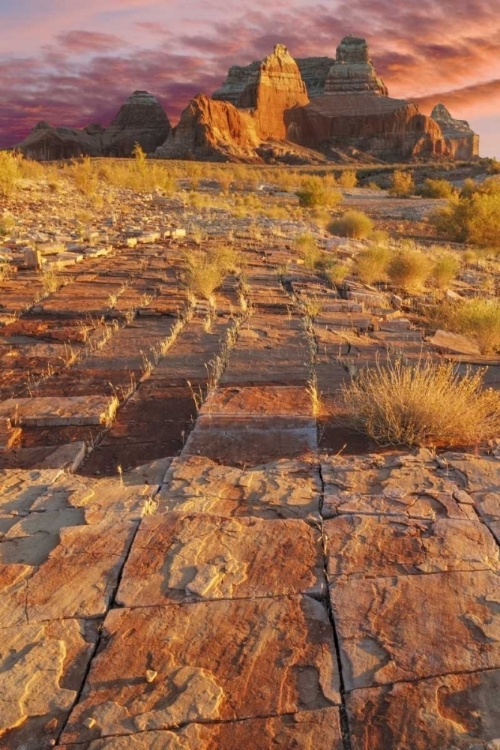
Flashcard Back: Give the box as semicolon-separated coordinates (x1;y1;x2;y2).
1;0;499;156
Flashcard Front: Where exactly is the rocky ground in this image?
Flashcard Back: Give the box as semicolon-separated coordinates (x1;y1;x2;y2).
1;164;500;749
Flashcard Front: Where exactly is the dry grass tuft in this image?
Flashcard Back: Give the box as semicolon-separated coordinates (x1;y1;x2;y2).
355;243;390;284
387;246;432;292
183;249;226;302
341;355;500;447
328;210;373;239
432;298;500;354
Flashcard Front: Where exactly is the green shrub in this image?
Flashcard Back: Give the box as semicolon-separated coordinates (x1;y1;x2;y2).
389;170;415;197
328;210;373;239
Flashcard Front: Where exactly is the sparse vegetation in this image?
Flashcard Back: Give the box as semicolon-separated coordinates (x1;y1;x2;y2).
432;298;500;354
337;169;357;189
183;249;226;302
341;354;500;446
328;210;373;239
420;178;456;199
431;182;500;248
389;170;415;197
294;232;323;269
431;251;460;290
0;152;21;198
387;245;432;292
296;176;342;208
355;243;390;284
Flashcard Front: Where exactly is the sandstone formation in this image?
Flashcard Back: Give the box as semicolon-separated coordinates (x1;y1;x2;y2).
296;57;336;97
154;94;260;161
15;91;170;160
431;102;480;160
324;36;388;96
238;44;310;140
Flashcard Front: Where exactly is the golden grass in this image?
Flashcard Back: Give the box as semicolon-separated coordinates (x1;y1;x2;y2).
387;246;432;292
432;298;500;354
355;243;390;284
341;355;500;446
328;210;374;239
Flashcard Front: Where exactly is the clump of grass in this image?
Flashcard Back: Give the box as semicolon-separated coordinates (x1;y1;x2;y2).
420;178;456;199
341;354;500;446
355;243;391;284
212;245;242;274
433;298;500;354
431;252;460;290
387;246;432;292
40;269;66;296
0;263;12;282
296;176;342;208
325;262;350;286
183;249;226;302
0;152;21;198
0;214;15;236
70;157;98;196
337;169;357;189
389;170;415;197
299;294;323;320
294;232;323;269
328;210;373;239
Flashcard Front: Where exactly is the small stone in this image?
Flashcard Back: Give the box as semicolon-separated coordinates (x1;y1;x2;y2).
83;717;96;729
145;670;157;683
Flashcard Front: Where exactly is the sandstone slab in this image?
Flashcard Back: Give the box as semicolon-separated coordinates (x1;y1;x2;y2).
116;513;325;606
158;456;321;519
62;596;340;743
0;619;98;748
0;395;118;427
325;515;498;579
198;385;312;418
346;669;500;750
59;708;343;749
331;570;500;690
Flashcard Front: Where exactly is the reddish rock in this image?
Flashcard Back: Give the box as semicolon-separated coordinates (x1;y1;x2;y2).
58;709;344;749
346;670;500;750
431;103;480;160
238;44;309;140
155;94;260;162
61;597;340;743
324;36;388;96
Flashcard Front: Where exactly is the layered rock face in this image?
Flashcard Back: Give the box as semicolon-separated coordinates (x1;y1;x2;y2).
213;62;260;105
324;36;388;96
155;94;261;161
102;90;171;156
296;57;336;97
286;37;449;160
238;45;310;140
431;103;480;160
16;91;170;161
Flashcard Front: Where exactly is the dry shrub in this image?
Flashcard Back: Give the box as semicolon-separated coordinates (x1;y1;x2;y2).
341;355;500;446
431;252;460;290
420;178;456;199
355;244;390;284
296;176;342;208
337;169;357;188
325;262;350;285
183;250;226;301
328;210;373;239
431;186;500;248
294;233;323;269
433;298;500;354
387;246;432;292
0;152;21;198
389;170;415;197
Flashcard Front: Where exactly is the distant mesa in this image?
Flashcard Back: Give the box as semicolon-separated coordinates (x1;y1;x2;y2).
15;37;480;164
15;90;170;161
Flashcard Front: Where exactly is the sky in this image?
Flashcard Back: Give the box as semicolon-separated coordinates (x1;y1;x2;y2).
0;0;499;156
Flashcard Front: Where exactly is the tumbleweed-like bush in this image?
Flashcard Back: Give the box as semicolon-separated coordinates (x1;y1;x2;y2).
341;355;500;447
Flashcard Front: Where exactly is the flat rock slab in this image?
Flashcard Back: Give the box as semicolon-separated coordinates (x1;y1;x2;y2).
158;456;322;520
0;507;85;565
325;515;499;578
0;395;118;427
0;619;98;748
182;417;317;466
62;596;340;744
346;669;500;750
323;490;477;521
331;570;500;690
116;513;325;606
199;386;312;418
59;708;343;749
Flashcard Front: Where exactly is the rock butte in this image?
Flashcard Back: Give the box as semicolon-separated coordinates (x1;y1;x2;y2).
15;36;479;163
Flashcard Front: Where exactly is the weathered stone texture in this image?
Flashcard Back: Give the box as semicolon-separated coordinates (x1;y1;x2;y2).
61;597;340;743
